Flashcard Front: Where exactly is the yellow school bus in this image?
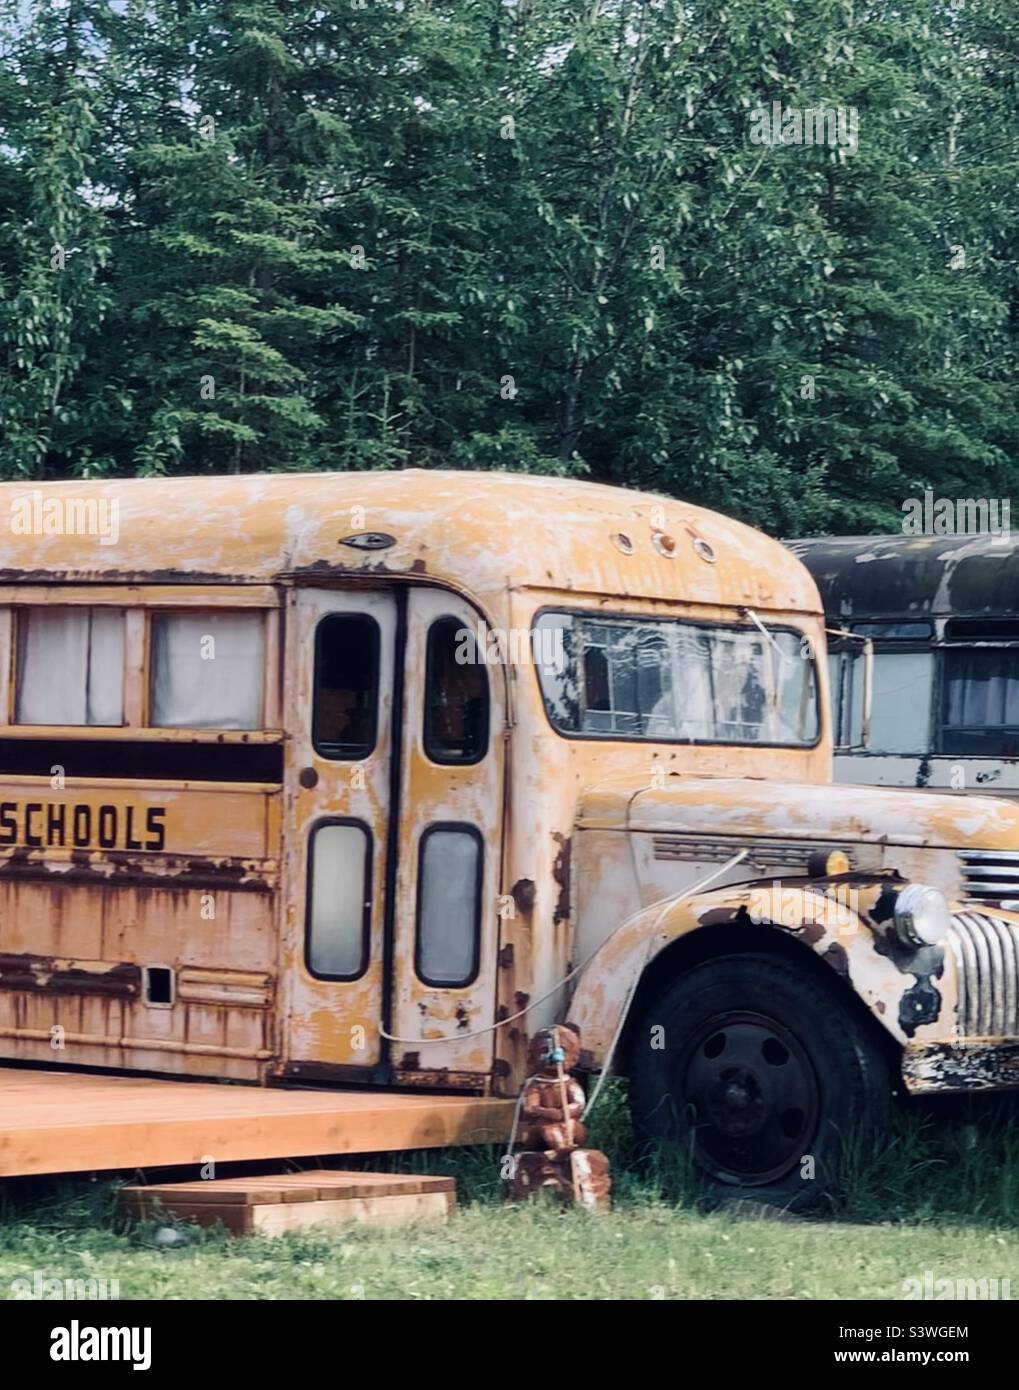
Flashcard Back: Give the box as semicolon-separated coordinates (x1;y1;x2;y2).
2;470;1018;1204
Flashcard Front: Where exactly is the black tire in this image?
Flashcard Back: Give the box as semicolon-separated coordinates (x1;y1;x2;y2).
628;952;892;1209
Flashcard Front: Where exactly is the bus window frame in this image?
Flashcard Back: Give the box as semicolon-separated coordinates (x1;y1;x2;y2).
828;617;1019;761
311;610;382;762
936;636;1019;757
413;820;485;990
530;605;824;751
422;613;490;767
830;624;933;755
0;586;283;741
304;815;374;983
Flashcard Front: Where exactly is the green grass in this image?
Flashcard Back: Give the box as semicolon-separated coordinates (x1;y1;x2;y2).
0;1088;1017;1300
0;1188;1014;1301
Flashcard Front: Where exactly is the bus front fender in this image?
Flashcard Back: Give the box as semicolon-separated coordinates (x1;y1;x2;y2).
567;881;947;1074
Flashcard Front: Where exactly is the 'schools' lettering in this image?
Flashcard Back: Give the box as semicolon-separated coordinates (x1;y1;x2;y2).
0;802;166;850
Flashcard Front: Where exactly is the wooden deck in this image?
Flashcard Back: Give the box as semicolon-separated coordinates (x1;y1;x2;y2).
0;1067;514;1178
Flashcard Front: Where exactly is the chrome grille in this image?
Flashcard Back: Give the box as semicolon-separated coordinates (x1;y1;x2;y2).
949;911;1019;1037
958;850;1019;905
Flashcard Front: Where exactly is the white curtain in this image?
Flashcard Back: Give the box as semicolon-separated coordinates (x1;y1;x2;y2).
87;610;126;724
150;611;263;729
16;607;124;726
661;625;715;739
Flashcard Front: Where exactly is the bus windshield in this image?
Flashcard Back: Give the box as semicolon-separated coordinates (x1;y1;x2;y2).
533;611;819;746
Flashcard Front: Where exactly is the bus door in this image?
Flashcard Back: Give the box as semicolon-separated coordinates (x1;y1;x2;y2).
389;588;503;1087
283;586;503;1087
283;589;396;1078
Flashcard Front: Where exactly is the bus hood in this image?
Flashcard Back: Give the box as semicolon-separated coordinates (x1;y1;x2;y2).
577;775;1019;853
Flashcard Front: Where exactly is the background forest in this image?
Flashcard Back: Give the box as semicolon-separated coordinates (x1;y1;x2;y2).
0;0;1016;534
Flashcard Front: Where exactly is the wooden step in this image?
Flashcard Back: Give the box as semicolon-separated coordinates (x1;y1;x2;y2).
121;1169;457;1235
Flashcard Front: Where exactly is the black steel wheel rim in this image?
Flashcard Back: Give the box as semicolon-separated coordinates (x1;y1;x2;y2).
674;1009;820;1185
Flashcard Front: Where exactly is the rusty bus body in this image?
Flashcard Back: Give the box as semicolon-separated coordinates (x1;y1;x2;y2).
2;474;1018;1203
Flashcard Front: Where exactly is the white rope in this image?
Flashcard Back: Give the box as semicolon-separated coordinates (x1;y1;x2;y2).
581;849;748;1119
501;850;750;1171
381;848;749;1055
503;1072;545;1169
379;935;610;1045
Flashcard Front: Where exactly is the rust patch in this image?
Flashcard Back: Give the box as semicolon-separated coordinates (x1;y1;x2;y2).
870;908;945;1039
399;1052;421;1072
392;1070;488;1091
287;556;427;579
511;878;535;919
0;568;255;585
0;953;140;999
697;907;740;927
552;833;571;924
902;1040;1019;1094
796;919;825;946
822;941;850;978
0;850;273;894
514;991;530;1011
496;882;533;1095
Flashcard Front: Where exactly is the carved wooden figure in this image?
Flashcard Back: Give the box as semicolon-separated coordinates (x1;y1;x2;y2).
506;1023;611;1211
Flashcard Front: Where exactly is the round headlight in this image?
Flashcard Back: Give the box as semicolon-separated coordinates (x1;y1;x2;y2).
894;884;951;947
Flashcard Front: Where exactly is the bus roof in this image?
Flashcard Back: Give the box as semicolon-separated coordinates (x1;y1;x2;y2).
0;471;819;614
789;533;1019;621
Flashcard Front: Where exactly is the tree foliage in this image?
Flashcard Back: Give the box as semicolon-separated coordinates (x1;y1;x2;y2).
0;0;1016;533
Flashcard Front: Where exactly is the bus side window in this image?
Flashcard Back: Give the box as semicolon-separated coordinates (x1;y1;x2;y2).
423;616;489;764
16;607;125;727
313;613;380;760
868;650;933;753
831;644;934;754
942;647;1019;755
151;611;265;729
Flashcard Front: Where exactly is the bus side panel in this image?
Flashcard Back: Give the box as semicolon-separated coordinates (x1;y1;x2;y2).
0;783;281;1081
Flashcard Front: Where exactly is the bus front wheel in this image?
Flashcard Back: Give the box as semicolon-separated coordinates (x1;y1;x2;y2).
627;952;892;1210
